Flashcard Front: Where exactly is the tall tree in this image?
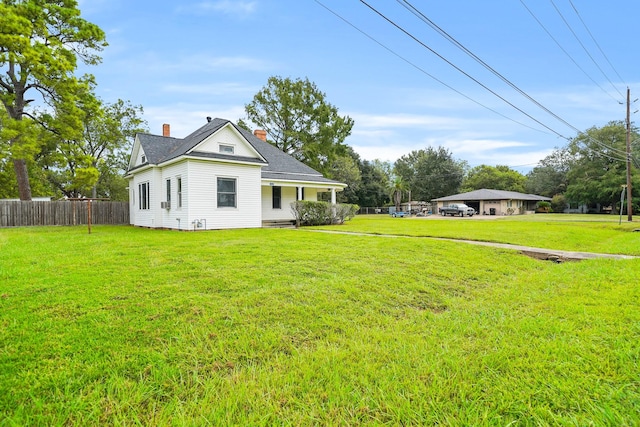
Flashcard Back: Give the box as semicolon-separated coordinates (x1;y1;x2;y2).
0;0;107;200
327;147;361;204
462;165;526;193
394;147;466;201
356;159;391;207
389;176;407;212
565;121;639;211
525;147;574;197
243;76;354;175
40;97;146;199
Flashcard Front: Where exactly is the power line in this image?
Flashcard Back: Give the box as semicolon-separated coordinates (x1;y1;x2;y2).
568;0;626;87
397;0;582;133
317;0;631;166
549;0;625;100
518;0;622;104
391;0;631;161
311;0;548;134
358;0;570;140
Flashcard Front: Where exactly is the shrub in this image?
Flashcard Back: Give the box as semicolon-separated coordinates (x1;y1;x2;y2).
290;201;359;226
550;194;567;213
333;203;359;224
536;201;552;213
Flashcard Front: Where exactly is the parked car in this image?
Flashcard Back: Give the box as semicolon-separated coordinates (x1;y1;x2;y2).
439;203;475;217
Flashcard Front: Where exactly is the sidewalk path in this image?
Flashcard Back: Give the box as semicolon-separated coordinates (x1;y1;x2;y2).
305;230;637;261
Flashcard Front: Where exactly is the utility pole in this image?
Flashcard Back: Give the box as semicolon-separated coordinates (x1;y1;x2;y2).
626;87;633;221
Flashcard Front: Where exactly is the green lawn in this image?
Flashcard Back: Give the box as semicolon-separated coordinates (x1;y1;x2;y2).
1;221;639;425
322;214;640;256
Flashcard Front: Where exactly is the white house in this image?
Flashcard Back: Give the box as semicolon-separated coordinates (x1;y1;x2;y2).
126;118;346;230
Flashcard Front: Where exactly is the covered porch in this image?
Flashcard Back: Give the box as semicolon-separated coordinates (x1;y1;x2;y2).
261;178;346;226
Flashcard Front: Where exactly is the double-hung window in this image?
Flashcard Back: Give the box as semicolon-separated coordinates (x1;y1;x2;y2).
177;177;182;208
272;186;281;209
217;177;236;208
166;179;171;207
138;182;150;210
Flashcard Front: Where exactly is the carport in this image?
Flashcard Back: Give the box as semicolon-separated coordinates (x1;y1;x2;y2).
432;189;551;215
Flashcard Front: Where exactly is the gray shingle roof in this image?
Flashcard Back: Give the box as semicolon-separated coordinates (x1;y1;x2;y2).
130;118;343;186
433;189;550;202
136;133;184;165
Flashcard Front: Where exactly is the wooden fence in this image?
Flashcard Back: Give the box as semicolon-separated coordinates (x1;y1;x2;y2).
0;201;129;227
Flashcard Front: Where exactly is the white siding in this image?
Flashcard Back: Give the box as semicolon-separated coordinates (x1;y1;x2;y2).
128;177;135;225
159;161;189;229
196;126;261;159
129;168;158;227
135;147;147;166
261;186;320;221
186;160;262;229
261;185;297;221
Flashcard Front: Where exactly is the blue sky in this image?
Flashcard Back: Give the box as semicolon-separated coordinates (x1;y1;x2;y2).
77;0;639;172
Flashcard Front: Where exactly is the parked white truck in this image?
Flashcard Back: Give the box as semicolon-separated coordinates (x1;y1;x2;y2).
439;203;475;217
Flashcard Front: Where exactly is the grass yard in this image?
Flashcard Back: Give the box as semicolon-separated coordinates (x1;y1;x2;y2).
0;219;639;425
325;214;640;256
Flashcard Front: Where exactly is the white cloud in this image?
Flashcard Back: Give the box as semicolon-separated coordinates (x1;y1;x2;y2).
143;104;246;138
129;53;274;74
350;112;460;130
162;82;259;97
469;149;555;171
440;138;532;155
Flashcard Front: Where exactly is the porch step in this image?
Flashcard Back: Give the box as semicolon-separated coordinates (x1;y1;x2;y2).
262;220;296;229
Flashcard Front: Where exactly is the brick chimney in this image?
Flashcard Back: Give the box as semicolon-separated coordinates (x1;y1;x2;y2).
162;124;170;137
253;129;267;141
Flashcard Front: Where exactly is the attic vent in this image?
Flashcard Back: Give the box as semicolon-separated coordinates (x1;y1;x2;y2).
141;155;146;163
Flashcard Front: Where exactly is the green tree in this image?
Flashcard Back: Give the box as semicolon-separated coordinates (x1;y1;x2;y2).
389;176;407;212
550;194;567;213
0;0;107;200
394;147;466;201
328;147;361;204
565;121;639;211
462;165;526;193
356;159;391;207
243;76;354;175
0;107;51;197
40;98;146;199
525;147;574;197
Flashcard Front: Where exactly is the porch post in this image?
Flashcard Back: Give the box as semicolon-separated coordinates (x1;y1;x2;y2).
298;186;303;200
331;188;336;204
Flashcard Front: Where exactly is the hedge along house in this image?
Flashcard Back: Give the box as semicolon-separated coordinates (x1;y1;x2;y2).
433;189;551;215
126;118;346;230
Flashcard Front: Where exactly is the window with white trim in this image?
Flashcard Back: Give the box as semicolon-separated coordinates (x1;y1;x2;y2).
138;182;150;210
166;178;171;207
219;144;234;154
272;186;281;209
217;177;236;208
177;177;182;208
